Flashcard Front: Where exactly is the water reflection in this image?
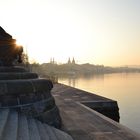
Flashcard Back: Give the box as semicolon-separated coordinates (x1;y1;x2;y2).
68;76;76;87
59;74;105;88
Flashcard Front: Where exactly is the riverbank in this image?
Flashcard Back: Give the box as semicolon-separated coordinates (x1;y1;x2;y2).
52;83;140;140
58;73;140;133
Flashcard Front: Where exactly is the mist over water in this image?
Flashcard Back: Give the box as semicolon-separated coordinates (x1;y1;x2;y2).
58;73;140;133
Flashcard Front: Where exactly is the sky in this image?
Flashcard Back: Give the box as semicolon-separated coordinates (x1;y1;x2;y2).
0;0;140;66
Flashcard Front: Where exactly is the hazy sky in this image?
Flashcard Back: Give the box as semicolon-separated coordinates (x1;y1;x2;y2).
0;0;140;66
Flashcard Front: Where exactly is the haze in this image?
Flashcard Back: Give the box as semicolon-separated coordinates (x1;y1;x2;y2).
0;0;140;66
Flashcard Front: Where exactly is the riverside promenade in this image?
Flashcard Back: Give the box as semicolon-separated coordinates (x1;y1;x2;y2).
52;83;140;140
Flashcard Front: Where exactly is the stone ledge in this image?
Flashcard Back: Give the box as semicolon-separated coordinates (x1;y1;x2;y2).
52;83;140;140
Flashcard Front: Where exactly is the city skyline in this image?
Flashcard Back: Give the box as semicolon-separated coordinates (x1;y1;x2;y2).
0;0;140;66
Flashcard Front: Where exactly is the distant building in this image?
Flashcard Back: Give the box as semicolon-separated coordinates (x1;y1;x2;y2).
67;57;76;64
50;58;52;63
52;58;55;64
68;58;71;64
72;57;75;64
50;57;56;64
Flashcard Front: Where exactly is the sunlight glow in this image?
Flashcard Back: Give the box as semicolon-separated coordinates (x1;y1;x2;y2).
0;0;140;66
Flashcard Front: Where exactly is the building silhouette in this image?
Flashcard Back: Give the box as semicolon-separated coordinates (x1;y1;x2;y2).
67;57;76;64
72;57;75;64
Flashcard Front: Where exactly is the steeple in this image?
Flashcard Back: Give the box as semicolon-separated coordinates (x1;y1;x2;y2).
72;57;75;64
68;57;71;64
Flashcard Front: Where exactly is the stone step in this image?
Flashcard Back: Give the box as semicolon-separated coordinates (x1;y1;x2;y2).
17;114;30;140
0;67;26;73
43;124;58;140
51;127;73;140
0;109;9;139
0;72;38;80
28;118;41;140
36;105;61;128
2;110;18;140
0;79;53;95
0;109;73;140
36;121;50;140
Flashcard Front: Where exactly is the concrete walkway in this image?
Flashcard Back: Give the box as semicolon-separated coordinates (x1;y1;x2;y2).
52;83;140;140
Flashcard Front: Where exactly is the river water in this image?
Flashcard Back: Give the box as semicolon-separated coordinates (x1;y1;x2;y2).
58;73;140;133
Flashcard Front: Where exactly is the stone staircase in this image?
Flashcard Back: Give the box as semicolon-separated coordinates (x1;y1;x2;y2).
0;27;73;140
0;66;61;128
0;109;73;140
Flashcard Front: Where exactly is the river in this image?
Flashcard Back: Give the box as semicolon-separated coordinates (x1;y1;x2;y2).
58;73;140;133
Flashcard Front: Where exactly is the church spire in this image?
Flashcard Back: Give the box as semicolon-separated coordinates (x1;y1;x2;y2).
72;57;75;64
68;57;71;64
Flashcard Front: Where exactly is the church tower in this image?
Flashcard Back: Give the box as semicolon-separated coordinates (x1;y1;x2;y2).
68;57;71;64
72;57;75;64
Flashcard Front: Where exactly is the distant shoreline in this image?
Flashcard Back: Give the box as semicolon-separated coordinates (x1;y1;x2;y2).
30;63;140;77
